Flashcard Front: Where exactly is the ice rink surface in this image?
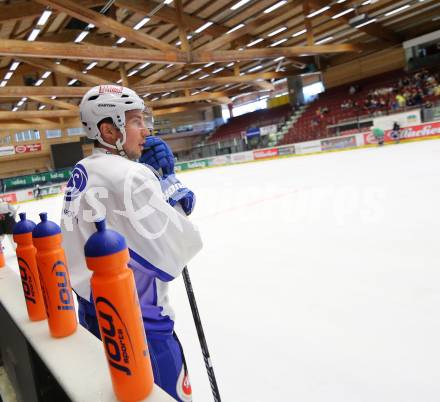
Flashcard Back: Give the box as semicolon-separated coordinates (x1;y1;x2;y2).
7;139;440;402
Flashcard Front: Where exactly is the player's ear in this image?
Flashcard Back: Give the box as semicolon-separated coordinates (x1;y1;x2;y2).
99;122;119;144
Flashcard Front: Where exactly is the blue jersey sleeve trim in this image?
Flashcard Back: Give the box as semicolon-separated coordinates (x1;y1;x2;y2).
128;248;174;282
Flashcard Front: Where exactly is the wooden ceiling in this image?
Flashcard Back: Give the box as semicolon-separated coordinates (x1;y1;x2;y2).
0;0;439;126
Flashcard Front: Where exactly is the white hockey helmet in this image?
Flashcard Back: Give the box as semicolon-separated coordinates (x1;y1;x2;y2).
80;85;152;153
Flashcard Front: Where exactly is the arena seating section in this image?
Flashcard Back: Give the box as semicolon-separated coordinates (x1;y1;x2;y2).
208;103;291;143
279;68;440;145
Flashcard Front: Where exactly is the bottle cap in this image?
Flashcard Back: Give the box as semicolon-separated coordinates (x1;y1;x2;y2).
32;212;61;238
13;212;36;235
84;219;127;257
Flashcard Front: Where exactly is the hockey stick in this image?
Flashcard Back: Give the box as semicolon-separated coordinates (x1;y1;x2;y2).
182;266;221;402
142;150;221;401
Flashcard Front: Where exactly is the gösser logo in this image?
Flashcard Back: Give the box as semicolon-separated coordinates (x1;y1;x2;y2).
51;261;74;311
96;296;135;376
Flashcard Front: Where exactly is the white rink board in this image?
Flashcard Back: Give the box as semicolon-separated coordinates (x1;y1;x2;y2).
0;267;174;402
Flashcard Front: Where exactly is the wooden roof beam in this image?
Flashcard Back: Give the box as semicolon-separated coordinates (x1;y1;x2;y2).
192;44;366;63
145;92;230;107
308;0;401;43
0;39;187;64
28;96;79;110
18;58;108;86
134;71;293;93
34;0;178;52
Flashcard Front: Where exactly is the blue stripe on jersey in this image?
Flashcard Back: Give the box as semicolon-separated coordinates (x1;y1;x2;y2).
128;248;174;282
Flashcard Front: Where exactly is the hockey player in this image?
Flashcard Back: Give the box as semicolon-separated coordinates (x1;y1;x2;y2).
372;127;385;146
60;85;202;402
33;184;42;200
0;200;17;251
391;122;401;144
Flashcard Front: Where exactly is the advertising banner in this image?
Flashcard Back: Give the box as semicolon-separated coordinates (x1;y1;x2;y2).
3;168;72;191
321;136;356;151
230;151;254;163
296;141;321;154
0;193;17;203
363;121;440;144
0;146;15;157
14;143;42;154
211;155;232;166
260;124;278;136
253;148;279;159
278;145;296;156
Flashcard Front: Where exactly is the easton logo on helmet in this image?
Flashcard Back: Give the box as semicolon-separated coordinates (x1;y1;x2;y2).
99;85;123;95
98;103;116;107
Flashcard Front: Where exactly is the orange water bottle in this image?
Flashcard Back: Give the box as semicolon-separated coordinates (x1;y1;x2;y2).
0;240;5;268
32;212;77;337
84;219;153;402
13;213;46;321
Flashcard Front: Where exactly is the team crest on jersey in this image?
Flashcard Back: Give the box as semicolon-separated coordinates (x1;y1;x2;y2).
176;367;192;402
65;163;88;202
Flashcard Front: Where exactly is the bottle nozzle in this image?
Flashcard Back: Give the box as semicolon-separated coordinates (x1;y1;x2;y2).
39;212;48;222
95;219;106;232
19;212;26;221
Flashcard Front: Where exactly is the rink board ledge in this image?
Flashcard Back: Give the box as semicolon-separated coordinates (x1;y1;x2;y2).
0;266;174;402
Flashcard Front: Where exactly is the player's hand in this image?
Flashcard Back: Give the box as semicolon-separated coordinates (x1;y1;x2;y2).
160;174;196;216
140;136;175;177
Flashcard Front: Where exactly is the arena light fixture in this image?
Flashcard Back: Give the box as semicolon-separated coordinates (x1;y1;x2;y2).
38;105;46;110
248;65;262;72
199;74;210;79
27;29;41;42
274;56;285;62
270;38;287;46
212;67;224;74
268;27;287;37
133;17;150;30
226;62;235;67
332;8;354;19
315;36;333;44
337;0;347;3
355;18;377;27
68;78;78;85
307;6;330;18
227;24;245;34
10;62;20;71
385;4;410;16
12;107;18;112
116;37;126;44
195;21;213;33
247;38;264;47
35;79;44;86
230;0;251;10
74;31;89;43
177;75;189;81
164;0;173;4
50;96;57;100
41;71;51;79
204;62;215;67
85;61;97;70
190;68;202;75
127;69;138;77
292;29;307;37
37;10;52;26
264;1;287;14
4;72;13;80
139;62;150;69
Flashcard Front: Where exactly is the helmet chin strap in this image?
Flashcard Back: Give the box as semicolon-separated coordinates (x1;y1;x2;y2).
115;138;127;157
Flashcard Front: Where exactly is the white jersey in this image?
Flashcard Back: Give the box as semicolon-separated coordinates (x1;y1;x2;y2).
0;202;16;216
61;148;202;333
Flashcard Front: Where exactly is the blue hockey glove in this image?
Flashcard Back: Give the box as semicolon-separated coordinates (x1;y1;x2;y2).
140;136;175;177
160;174;196;216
